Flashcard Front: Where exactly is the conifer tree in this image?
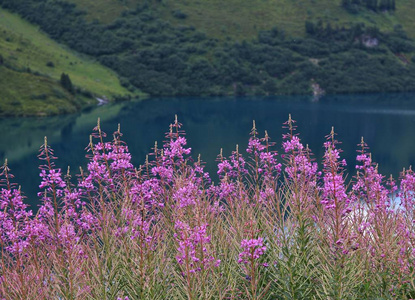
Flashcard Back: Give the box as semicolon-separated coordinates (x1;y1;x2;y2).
60;73;75;94
341;0;351;8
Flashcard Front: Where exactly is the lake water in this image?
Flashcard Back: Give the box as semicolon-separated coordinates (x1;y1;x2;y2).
2;93;415;208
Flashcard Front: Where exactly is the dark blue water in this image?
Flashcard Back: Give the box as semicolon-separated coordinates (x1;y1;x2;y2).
2;93;415;208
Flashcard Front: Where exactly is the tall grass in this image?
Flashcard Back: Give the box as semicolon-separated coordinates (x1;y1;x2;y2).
1;116;415;299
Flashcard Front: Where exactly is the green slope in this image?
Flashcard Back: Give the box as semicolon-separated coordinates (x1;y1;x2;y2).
0;8;144;116
68;0;415;40
0;67;82;116
1;0;415;102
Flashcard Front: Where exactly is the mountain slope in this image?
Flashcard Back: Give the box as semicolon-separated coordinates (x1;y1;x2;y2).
67;0;415;39
1;0;415;103
0;8;143;116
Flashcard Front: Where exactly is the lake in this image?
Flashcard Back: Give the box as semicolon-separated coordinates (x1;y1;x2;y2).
2;93;415;209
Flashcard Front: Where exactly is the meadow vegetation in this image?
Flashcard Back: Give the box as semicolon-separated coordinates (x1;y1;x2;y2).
1;116;415;299
0;67;83;116
67;0;415;40
0;8;141;116
1;0;415;100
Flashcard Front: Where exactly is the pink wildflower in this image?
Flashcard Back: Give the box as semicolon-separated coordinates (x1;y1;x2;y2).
238;238;267;264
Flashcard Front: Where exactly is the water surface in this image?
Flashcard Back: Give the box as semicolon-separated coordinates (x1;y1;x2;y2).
2;93;415;208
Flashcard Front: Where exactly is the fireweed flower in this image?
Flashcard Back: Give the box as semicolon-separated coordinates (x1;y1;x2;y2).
83;143;114;189
151;164;174;182
38;141;66;197
120;205;155;247
351;140;396;253
149;118;194;184
282;116;319;213
283;146;319;185
36;140;93;270
0;162;33;256
173;180;202;209
246;122;281;195
282;117;319;185
352;138;390;211
282;135;303;153
57;221;85;256
399;167;415;212
217;145;248;180
62;188;84;221
37;141;91;253
163;116;192;167
131;178;165;209
215;145;251;209
238;238;267;265
229;146;248;179
82;120;135;191
4;118;415;298
192;157;212;185
350;138;407;274
79;122;135;238
37;138;67;236
320;128;355;254
246;122;266;157
164;136;192;164
247;137;266;155
174;221;220;273
214;180;237;201
108;127;134;174
214;150;238;207
259;150;282;179
246;122;281;204
396;169;415;271
217;159;233;178
321;128;350;213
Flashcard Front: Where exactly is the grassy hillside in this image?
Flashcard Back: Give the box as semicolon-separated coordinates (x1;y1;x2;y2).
1;0;415;102
0;67;82;116
68;0;415;40
0;8;144;116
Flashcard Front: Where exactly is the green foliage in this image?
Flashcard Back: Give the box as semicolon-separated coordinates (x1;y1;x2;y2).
172;9;187;19
60;72;75;94
342;0;396;12
271;219;319;299
0;7;142;116
1;0;415;101
66;0;414;40
0;67;84;116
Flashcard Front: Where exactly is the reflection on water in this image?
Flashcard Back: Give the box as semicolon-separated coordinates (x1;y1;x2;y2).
2;93;415;209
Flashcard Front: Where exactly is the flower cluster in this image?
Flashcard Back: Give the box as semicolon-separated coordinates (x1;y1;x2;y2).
399;167;415;211
0;181;32;256
1;116;415;299
353;138;390;211
246;122;281;204
217;146;248;180
174;221;220;272
238;237;267;264
321;128;350;213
